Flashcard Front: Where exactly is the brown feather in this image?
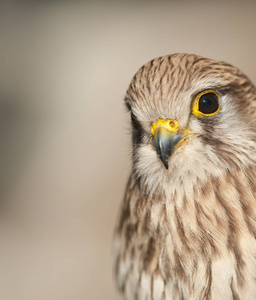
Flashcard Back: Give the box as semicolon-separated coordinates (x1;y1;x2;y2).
113;54;256;299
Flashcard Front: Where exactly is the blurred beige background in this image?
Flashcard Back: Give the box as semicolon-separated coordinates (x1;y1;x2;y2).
0;0;256;299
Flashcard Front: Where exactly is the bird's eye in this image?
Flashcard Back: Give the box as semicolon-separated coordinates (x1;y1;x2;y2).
192;90;220;117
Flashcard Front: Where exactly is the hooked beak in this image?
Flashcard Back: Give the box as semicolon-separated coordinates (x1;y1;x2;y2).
152;127;185;169
151;119;189;169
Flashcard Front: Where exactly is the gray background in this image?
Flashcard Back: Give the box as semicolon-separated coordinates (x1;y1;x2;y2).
0;0;256;299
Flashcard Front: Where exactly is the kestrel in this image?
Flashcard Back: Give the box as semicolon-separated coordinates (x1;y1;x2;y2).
113;54;256;299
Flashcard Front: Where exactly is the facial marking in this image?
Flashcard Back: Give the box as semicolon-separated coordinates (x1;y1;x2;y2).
126;53;256;190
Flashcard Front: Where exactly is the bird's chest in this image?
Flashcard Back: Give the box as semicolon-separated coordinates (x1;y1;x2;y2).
116;239;256;300
115;171;256;299
115;199;256;300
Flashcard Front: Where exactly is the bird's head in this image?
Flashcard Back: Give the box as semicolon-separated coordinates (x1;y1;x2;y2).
125;54;256;194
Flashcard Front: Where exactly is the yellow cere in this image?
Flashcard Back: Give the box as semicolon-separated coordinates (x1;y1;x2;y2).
151;119;178;135
192;89;220;117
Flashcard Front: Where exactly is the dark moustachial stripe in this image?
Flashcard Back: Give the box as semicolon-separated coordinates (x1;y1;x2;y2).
124;96;131;111
130;111;145;160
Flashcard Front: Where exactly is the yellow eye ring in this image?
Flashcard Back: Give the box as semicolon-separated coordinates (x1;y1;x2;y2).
192;90;220;117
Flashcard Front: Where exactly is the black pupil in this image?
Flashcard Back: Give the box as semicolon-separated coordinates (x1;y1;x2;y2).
198;93;219;114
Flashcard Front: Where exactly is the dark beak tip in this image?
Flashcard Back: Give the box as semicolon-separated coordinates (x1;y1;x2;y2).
163;162;169;169
156;152;169;169
152;127;185;170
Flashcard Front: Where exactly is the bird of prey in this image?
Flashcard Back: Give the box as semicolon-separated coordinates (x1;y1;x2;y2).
113;53;256;299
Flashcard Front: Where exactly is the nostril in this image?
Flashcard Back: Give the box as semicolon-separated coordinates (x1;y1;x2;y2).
169;120;176;129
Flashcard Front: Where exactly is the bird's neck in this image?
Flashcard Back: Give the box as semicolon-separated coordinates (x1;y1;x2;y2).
132;164;256;269
114;165;256;297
